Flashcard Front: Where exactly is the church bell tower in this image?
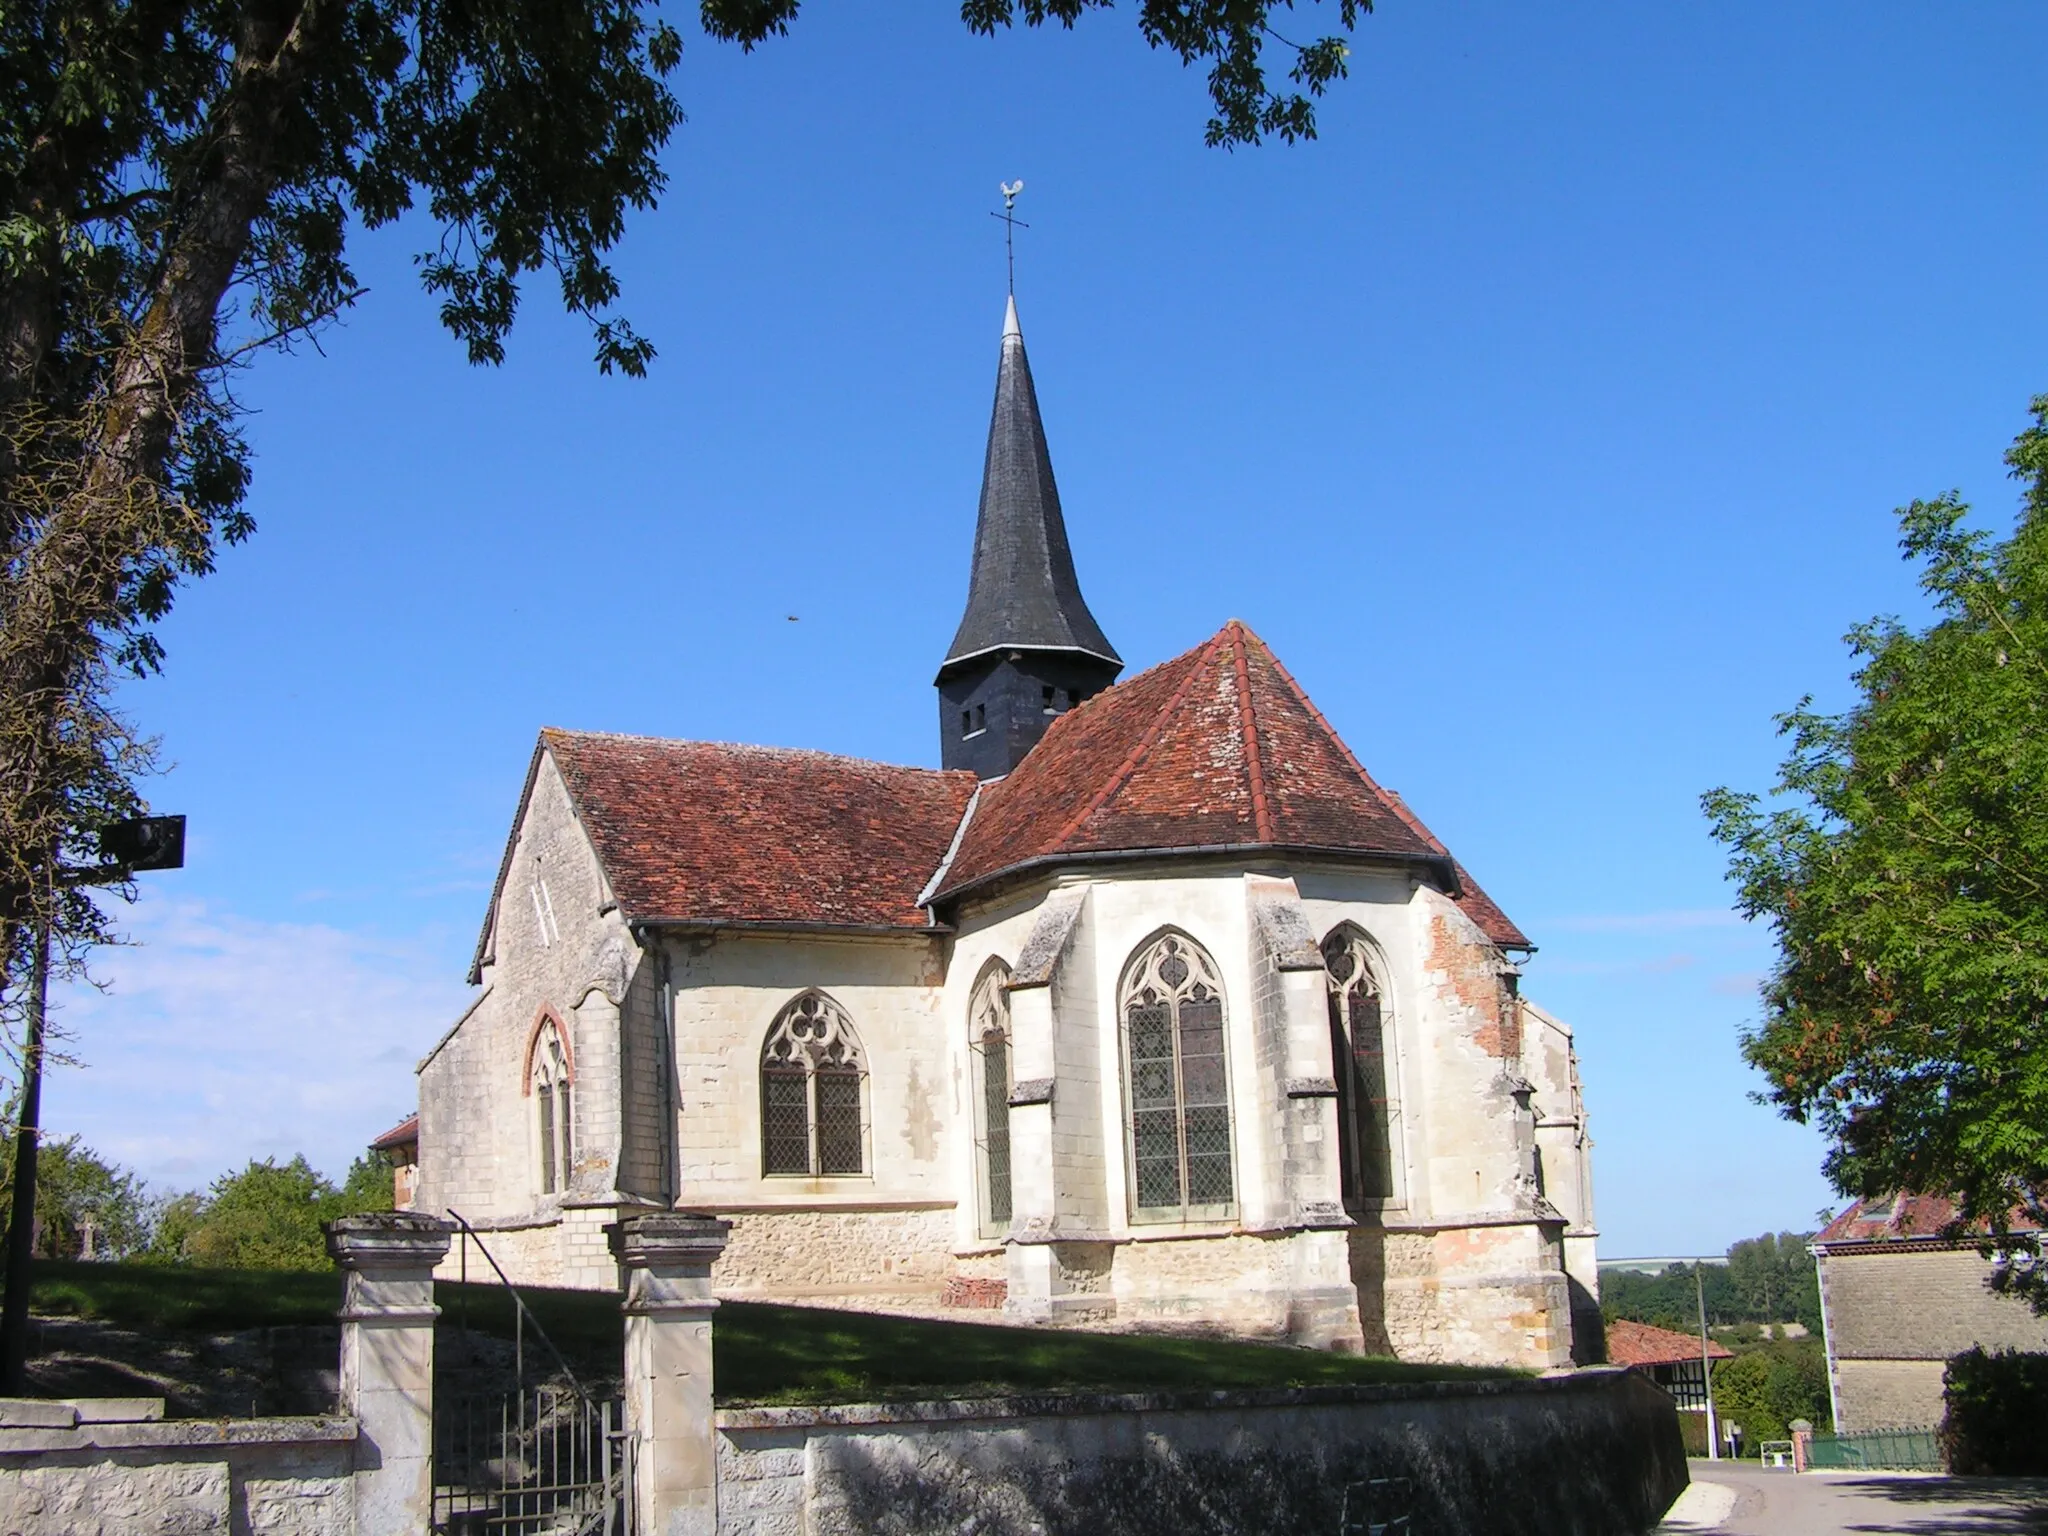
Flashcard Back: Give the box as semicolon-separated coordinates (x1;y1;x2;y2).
937;298;1122;779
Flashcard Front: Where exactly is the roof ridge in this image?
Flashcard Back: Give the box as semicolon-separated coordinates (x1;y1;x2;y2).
1225;620;1275;844
1044;635;1224;852
544;728;971;780
1250;635;1452;859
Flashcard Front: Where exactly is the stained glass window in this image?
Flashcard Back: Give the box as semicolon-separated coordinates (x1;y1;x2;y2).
1121;933;1235;1217
1323;926;1397;1205
759;992;867;1177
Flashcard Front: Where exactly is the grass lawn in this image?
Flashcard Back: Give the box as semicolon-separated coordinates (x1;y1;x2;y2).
23;1258;1517;1406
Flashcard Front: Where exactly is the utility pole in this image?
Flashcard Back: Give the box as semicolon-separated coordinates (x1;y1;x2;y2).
0;815;184;1391
1696;1260;1720;1461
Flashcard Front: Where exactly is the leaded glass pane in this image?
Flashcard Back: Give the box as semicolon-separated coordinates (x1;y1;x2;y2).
1122;938;1235;1216
762;1069;810;1175
816;1068;864;1175
537;1084;557;1194
1325;928;1397;1207
559;1081;574;1176
1133;1108;1183;1208
1351;989;1393;1200
1177;993;1231;1205
982;1037;1012;1227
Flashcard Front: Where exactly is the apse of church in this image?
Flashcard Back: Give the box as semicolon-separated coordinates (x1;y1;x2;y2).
411;299;1599;1371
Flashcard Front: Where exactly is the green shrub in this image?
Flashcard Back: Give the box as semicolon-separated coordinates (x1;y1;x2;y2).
1941;1347;2048;1475
1711;1337;1832;1445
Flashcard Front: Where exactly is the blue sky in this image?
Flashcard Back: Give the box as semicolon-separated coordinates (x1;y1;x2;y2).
44;2;2048;1256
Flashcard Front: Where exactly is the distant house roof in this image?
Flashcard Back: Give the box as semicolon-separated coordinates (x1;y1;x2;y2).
931;619;1530;950
1815;1193;2044;1248
1605;1319;1733;1368
369;1114;419;1152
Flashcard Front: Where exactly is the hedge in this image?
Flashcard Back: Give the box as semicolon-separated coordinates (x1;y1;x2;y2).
1940;1347;2048;1475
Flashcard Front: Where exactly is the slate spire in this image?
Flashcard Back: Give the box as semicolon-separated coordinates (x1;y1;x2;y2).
941;298;1121;671
936;299;1123;778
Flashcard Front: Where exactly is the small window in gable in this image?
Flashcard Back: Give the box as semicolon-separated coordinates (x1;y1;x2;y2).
761;993;868;1177
531;1020;573;1195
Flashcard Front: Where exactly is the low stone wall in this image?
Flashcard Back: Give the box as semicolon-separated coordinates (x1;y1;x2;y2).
716;1366;1685;1536
0;1401;356;1536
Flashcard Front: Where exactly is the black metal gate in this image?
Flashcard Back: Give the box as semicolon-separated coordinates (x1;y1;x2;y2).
433;1384;631;1536
434;1213;632;1535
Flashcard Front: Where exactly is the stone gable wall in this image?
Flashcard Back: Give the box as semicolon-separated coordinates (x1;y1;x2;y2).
417;753;645;1232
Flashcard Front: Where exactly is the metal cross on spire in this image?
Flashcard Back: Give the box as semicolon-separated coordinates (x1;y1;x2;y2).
991;179;1027;295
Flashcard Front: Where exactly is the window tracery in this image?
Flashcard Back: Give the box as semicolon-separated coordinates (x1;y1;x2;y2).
1323;925;1397;1205
531;1021;573;1195
968;965;1013;1236
1120;932;1234;1218
760;992;867;1177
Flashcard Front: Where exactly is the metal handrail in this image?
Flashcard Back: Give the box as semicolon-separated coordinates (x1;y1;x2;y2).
445;1208;590;1403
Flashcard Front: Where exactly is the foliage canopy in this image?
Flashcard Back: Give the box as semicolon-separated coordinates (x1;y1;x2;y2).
1704;396;2048;1307
151;1152;391;1270
0;0;1373;1051
1599;1232;1821;1336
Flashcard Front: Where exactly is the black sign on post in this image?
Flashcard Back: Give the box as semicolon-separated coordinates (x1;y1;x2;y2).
98;814;186;872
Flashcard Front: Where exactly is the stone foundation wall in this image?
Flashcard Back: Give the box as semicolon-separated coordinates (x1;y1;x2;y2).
713;1207;959;1300
1354;1223;1570;1369
1107;1229;1360;1347
0;1413;357;1536
434;1204;621;1291
715;1366;1684;1536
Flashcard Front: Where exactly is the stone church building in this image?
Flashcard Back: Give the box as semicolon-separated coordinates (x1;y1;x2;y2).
411;299;1600;1369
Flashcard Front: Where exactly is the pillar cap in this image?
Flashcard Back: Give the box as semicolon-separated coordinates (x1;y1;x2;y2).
607;1212;732;1267
325;1211;454;1268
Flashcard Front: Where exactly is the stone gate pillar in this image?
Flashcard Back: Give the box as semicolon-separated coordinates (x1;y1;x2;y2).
609;1212;731;1536
326;1211;453;1536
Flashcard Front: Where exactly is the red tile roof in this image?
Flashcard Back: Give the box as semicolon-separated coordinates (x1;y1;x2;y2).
931;621;1530;949
471;733;978;976
1815;1193;2044;1245
1605;1318;1733;1367
544;731;978;933
370;1114;419;1152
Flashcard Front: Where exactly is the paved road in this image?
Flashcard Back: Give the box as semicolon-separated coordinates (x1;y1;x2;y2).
1659;1459;2048;1535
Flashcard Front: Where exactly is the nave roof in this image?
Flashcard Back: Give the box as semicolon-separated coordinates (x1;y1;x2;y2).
470;623;1527;978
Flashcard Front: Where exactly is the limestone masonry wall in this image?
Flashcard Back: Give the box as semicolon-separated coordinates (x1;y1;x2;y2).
713;1207;958;1300
1819;1244;2048;1430
715;1367;1685;1536
0;1414;356;1536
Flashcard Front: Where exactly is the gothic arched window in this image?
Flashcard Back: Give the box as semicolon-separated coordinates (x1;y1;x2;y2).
968;964;1013;1237
1323;926;1396;1205
761;992;867;1177
531;1021;573;1196
1120;932;1234;1218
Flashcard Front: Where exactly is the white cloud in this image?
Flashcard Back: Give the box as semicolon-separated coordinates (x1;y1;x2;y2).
37;895;469;1191
1540;908;1747;935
